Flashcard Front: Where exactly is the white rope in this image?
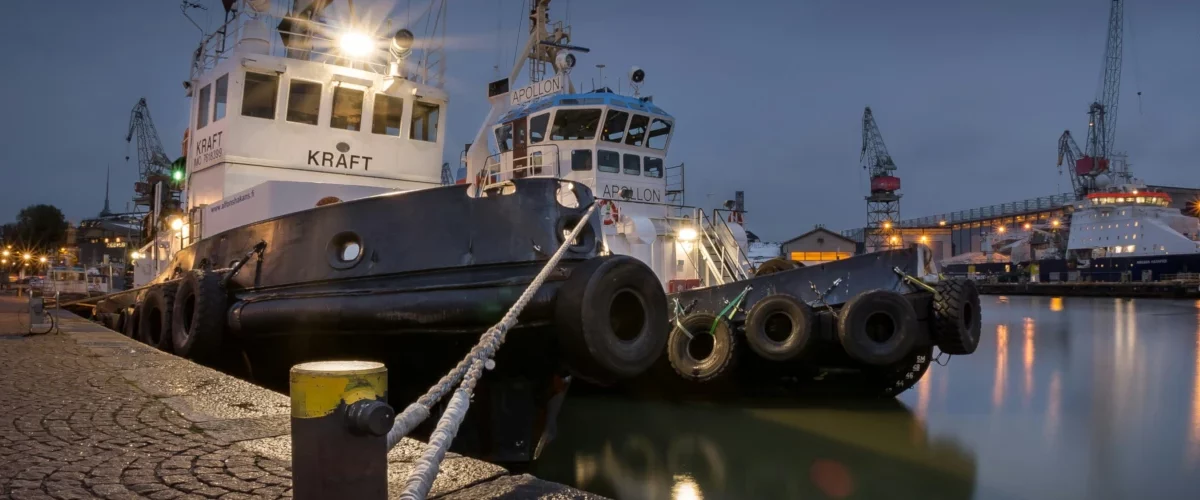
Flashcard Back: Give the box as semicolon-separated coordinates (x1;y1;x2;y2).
388;201;599;499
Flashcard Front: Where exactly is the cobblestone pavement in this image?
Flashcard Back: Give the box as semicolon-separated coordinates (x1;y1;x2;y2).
0;297;294;500
0;295;601;500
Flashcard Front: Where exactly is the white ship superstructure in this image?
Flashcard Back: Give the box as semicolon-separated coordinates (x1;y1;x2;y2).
1066;182;1200;259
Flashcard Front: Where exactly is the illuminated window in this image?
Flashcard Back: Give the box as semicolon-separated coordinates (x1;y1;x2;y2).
410;100;440;142
330;86;364;131
600;110;629;143
286;80;322;125
197;84;211;129
214;74;228;121
242;73;278;119
371;94;404;136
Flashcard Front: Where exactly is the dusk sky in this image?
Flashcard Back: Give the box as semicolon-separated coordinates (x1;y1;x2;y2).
1;0;1196;241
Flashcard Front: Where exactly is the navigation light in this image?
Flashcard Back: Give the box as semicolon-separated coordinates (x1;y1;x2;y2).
340;31;375;58
172;169;184;182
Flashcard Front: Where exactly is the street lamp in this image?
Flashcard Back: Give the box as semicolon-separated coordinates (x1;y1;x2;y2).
22;253;31;261
1;249;8;257
39;256;47;264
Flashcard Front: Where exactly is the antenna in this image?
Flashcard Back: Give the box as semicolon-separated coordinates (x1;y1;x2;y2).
100;164;113;217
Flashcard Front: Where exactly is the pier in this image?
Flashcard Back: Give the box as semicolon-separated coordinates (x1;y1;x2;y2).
0;295;595;499
980;280;1200;299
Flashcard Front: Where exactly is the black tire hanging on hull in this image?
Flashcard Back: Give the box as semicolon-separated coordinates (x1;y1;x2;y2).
124;305;140;339
754;258;800;277
667;311;737;382
172;270;228;361
743;294;814;362
837;289;918;366
554;255;669;386
139;285;177;353
933;278;982;355
868;345;934;398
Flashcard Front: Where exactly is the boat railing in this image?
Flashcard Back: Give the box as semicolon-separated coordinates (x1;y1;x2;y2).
190;8;398;80
478;145;562;189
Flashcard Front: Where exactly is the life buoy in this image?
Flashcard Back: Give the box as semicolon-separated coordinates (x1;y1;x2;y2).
599;199;621;226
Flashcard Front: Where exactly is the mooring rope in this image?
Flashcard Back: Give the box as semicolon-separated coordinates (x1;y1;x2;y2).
388;200;598;500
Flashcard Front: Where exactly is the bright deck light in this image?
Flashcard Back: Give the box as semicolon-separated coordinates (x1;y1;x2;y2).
678;227;698;241
339;31;375;58
170;217;185;231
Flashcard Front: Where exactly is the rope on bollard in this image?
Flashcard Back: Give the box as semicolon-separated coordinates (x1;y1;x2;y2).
386;200;599;499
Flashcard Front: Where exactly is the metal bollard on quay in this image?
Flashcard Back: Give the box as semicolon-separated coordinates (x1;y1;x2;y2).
290;361;396;500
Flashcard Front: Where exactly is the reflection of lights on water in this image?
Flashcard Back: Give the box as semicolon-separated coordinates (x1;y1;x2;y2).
1190;301;1200;466
1046;371;1061;439
1024;317;1036;405
672;475;703;500
1050;297;1063;312
916;364;932;421
810;459;854;499
993;324;1009;409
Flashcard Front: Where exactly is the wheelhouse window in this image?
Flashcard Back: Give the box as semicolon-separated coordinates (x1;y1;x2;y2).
597;150;619;173
371;94;404;136
551;109;602;140
644;157;663;178
411;100;440;142
571;149;593;171
214;74;228;121
623;153;640;175
241;72;278;119
625;114;649;147
601;110;629;143
197;84;211;129
647;118;672;149
529;113;548;143
330;86;364;131
286;80;322;125
495;123;513;152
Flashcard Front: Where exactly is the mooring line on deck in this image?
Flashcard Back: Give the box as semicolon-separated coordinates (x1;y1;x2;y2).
386;200;599;500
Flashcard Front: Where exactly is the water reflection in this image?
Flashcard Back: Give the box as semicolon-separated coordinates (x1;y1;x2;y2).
534;397;977;499
540;297;1200;498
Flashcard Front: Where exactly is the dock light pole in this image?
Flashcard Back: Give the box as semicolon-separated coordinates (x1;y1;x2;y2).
290;361;394;500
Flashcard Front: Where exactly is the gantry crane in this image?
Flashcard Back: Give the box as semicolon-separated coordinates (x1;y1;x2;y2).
125;98;182;212
1057;0;1125;198
861;107;901;251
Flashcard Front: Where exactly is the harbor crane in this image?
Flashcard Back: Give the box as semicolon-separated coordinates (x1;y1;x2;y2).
125;98;182;213
1057;0;1125;198
861;107;901;251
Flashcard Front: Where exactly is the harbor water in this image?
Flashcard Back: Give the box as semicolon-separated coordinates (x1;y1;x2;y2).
532;296;1200;499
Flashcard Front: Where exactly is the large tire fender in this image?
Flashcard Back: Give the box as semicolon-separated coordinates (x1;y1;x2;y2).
172;270;228;361
933;278;982;355
124;305;141;339
837;290;918;366
666;311;737;382
744;294;814;362
138;285;177;353
554;255;669;385
753;258;799;277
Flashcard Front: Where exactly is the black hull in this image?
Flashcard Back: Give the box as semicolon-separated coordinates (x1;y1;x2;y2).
105;179;611;463
944;252;1200;283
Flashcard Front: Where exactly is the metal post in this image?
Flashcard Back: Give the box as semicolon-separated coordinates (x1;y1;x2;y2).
290;361;394;500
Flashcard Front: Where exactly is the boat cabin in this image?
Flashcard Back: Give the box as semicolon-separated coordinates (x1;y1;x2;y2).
183;5;448;232
483;91;674;211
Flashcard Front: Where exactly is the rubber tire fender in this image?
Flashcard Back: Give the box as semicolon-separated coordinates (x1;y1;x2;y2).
554;255;669;386
754;257;799;277
744;294;814;362
172;270;228;361
666;311;737;382
837;289;918;366
932;278;982;355
124;305;140;339
138;285;177;353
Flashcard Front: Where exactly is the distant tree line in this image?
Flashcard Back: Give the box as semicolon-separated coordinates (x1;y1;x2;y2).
0;204;68;252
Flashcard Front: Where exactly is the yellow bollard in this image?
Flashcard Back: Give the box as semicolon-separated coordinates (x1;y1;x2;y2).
290;361;393;500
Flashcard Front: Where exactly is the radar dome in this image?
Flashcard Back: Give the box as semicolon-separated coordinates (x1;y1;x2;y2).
1094;174;1112;189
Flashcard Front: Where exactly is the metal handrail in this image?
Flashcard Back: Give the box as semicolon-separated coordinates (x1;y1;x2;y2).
697;210;750;283
710;209;755;277
479;145;562;189
190;9;397;80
